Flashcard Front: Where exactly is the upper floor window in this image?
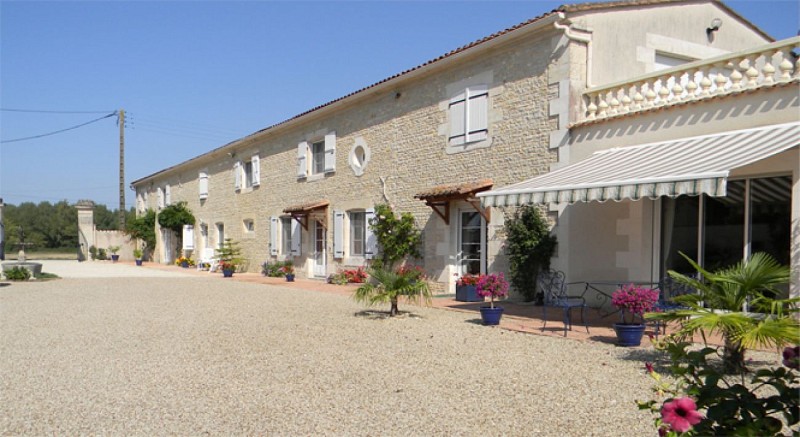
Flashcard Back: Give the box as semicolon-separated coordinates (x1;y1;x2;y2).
297;132;336;179
199;171;209;200
234;155;260;191
449;85;488;146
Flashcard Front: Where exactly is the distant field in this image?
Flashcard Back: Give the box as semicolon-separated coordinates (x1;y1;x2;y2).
4;251;76;261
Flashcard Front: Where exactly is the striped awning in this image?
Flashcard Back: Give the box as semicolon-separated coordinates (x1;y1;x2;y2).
479;122;800;207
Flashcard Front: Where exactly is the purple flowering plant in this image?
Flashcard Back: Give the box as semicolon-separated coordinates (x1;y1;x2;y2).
612;284;659;324
476;272;509;309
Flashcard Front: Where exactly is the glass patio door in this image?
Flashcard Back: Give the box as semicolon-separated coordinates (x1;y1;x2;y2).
458;210;485;275
313;220;326;277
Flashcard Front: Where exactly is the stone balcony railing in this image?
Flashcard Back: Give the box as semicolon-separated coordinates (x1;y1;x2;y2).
581;36;800;123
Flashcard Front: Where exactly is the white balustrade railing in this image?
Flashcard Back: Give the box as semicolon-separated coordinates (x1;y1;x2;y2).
582;37;799;122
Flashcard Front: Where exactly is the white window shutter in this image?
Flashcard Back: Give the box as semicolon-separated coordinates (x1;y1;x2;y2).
290;218;302;256
333;210;344;259
199;171;209;200
365;208;377;260
233;161;242;190
467;85;489;142
449;91;466;146
251;155;260;186
324;132;336;173
165;184;172;205
270;216;279;256
297;141;308;179
182;225;194;251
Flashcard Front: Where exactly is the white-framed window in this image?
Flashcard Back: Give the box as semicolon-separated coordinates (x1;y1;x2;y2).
449;85;488;146
349;211;366;257
183;224;195;251
216;223;225;249
157;187;165;210
241;155;260;188
311;140;325;175
199;171;209;200
270;216;299;256
297;132;336;179
333;208;375;260
164;184;172;206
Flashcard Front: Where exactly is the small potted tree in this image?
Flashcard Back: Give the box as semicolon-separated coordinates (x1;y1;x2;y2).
216;238;244;278
477;272;510;325
133;248;143;266
612;284;659;346
108;246;121;262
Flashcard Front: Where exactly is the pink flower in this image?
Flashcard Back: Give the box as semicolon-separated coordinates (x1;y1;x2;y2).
782;346;800;369
645;362;654;373
661;397;703;433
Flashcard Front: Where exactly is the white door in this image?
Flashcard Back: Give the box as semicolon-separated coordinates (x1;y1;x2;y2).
161;228;173;264
313;220;327;277
457;210;485;275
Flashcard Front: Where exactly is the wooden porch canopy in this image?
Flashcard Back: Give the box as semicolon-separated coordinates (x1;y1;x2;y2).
413;179;493;225
283;200;330;230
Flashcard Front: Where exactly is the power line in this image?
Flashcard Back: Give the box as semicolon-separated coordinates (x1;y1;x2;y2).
0;108;116;114
0;112;117;144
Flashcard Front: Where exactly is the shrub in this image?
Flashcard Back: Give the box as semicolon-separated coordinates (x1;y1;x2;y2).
262;260;291;277
5;267;31;281
639;335;799;436
503;205;557;302
97;248;107;261
89;245;97;260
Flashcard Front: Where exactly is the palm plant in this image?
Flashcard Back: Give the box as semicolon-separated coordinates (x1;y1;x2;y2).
353;266;431;316
646;252;799;373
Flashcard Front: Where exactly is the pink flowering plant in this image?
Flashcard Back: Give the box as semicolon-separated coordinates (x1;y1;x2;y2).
638;335;799;436
476;273;509;309
612;284;659;324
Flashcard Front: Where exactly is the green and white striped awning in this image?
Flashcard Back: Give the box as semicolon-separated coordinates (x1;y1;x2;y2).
479;122;800;207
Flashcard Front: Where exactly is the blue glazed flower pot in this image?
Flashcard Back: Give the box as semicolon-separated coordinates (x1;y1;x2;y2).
614;323;646;346
480;306;504;325
222;269;234;278
135;259;143;266
181;261;189;268
286;274;295;282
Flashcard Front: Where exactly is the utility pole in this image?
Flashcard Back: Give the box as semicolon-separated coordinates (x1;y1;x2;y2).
118;109;125;229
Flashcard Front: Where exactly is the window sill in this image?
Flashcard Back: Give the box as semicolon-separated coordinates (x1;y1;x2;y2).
446;137;492;155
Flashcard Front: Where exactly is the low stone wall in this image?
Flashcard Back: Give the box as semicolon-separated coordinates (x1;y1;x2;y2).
92;230;135;261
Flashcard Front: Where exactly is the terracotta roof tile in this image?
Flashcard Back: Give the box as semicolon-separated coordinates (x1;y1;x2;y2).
414;179;494;201
283;200;330;214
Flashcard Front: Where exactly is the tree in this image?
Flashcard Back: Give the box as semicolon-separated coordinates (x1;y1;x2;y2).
353;204;428;316
504;205;557;302
125;209;157;257
157;201;195;251
647;252;800;373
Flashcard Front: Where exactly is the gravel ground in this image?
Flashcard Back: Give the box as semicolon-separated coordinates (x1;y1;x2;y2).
0;276;657;436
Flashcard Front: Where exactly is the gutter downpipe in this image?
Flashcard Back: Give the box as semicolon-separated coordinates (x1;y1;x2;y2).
554;12;593;88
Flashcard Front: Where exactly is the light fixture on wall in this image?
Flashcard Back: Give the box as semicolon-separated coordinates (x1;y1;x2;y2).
706;18;722;40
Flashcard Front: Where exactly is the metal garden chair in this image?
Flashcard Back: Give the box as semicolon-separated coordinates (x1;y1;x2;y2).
539;269;590;337
651;276;694;338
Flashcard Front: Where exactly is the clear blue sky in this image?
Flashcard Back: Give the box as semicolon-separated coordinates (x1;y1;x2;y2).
1;1;798;209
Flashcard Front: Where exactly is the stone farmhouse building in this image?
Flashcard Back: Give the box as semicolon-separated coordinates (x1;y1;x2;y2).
131;0;798;297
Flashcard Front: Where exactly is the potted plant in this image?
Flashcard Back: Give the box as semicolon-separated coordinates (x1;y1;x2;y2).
219;260;236;278
216;238;244;278
476;272;510;325
282;262;295;282
108;246;121;262
133;248;143;266
612;284;659;346
455;273;484;302
175;256;194;268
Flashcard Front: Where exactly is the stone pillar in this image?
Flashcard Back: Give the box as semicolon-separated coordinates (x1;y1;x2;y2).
76;200;95;262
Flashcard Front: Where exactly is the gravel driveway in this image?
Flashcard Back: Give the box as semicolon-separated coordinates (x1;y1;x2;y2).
1;276;655;435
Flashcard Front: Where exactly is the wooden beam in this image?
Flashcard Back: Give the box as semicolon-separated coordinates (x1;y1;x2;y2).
427;201;450;225
467;198;491;223
291;213;308;231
